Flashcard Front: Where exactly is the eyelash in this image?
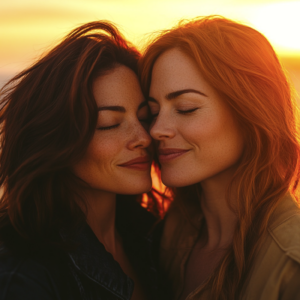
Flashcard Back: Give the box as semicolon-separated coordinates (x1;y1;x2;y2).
177;108;199;114
151;108;199;118
97;118;150;131
97;124;120;130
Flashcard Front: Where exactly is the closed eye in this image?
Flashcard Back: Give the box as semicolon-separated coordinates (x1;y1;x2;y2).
97;124;120;130
177;108;199;114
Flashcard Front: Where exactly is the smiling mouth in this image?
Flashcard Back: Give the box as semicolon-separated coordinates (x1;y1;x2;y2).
118;156;151;171
158;148;189;163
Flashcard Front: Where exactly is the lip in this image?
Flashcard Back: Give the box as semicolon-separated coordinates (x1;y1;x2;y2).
118;155;151;170
158;148;189;163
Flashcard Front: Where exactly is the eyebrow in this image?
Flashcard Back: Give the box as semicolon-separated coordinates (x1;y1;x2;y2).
98;100;148;112
148;89;207;103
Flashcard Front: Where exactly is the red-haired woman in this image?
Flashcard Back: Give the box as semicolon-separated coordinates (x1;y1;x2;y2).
0;21;162;300
139;16;300;300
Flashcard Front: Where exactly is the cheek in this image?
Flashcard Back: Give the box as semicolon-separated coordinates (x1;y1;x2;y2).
203;116;244;163
87;138;118;163
182;111;244;158
73;136;121;179
179;112;221;145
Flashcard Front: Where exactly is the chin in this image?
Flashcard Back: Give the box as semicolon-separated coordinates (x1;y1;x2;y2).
138;179;153;193
161;176;188;188
161;170;198;188
122;179;152;195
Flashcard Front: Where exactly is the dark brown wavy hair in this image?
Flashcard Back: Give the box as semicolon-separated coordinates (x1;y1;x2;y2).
0;21;161;253
139;15;300;299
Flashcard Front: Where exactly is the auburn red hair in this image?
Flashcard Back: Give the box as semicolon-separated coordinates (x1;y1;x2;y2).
0;21;161;253
139;15;300;299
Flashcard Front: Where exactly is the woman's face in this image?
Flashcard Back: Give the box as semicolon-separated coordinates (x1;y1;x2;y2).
73;65;152;195
148;48;244;187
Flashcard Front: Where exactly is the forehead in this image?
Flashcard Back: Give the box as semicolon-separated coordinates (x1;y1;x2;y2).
150;48;212;96
93;65;144;107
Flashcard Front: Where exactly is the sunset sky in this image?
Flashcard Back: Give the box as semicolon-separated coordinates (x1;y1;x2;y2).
1;0;300;92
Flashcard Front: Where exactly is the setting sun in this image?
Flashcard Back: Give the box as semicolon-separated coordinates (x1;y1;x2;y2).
1;0;300;95
249;1;300;56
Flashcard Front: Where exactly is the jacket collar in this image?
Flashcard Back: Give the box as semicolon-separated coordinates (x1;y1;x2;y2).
268;192;300;230
60;223;133;300
60;197;157;300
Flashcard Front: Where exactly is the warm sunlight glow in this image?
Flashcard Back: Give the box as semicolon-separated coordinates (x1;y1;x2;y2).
142;166;171;216
1;0;300;94
249;1;300;56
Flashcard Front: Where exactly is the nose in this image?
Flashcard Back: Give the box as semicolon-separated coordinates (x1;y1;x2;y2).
150;113;176;141
128;122;152;150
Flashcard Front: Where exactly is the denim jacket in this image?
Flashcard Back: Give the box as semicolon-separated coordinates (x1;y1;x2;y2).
0;199;160;300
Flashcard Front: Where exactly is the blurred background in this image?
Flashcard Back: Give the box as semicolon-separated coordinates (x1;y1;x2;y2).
1;0;300;101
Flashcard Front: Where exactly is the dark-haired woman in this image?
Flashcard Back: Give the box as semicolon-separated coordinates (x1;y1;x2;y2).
139;16;300;300
0;21;161;300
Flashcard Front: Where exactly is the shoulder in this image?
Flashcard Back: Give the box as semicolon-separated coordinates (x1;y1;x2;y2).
0;248;79;300
269;214;300;263
241;194;300;299
268;194;300;264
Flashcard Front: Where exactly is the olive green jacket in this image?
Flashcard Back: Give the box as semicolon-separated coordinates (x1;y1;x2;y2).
160;193;300;299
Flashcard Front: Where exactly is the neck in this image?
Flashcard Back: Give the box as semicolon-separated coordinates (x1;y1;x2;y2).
199;169;238;249
80;188;118;254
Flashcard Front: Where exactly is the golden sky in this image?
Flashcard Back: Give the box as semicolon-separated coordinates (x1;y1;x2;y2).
1;0;300;86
